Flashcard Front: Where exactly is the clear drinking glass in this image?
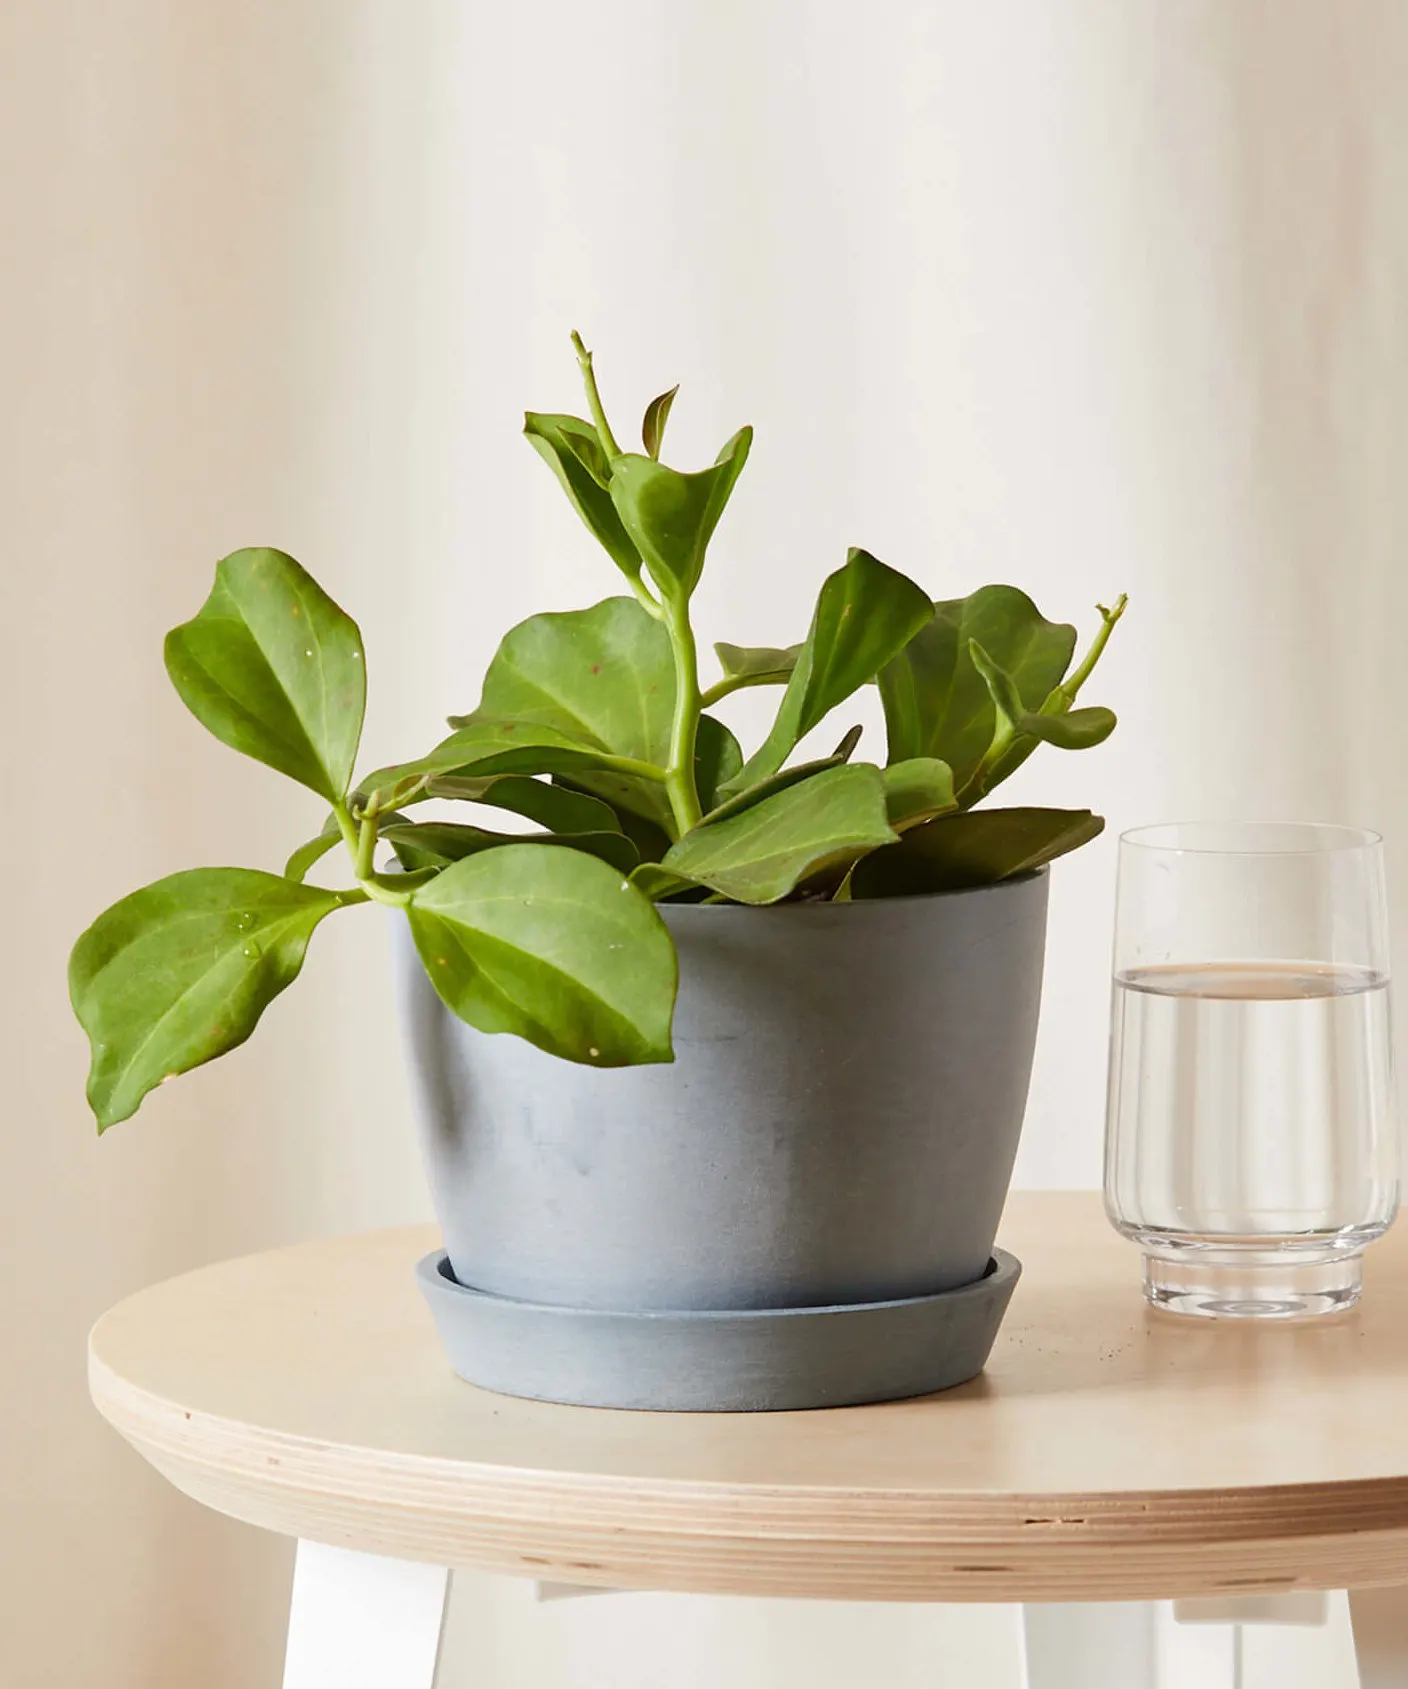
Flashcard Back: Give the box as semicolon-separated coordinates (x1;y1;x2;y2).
1104;822;1398;1318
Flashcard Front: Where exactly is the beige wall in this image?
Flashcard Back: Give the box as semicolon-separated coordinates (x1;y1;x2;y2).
4;3;1405;1683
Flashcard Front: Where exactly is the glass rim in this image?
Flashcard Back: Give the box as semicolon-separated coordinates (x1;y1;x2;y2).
1120;820;1383;858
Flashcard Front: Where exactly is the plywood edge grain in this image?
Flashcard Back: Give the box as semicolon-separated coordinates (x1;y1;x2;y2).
88;1343;1408;1601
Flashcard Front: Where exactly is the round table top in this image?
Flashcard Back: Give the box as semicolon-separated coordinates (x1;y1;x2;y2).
89;1193;1408;1602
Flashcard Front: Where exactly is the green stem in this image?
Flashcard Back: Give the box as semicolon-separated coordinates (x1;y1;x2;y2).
598;753;671;784
332;798;413;907
332;799;361;859
357;876;414;908
700;674;745;709
355;812;378;881
1055;592;1128;706
662;598;703;834
628;573;665;621
571;330;622;459
959;717;1017;808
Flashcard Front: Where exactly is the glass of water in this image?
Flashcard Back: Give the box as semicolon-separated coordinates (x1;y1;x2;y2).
1104;822;1398;1318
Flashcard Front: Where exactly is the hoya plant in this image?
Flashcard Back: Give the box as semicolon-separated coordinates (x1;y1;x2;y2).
70;335;1124;1130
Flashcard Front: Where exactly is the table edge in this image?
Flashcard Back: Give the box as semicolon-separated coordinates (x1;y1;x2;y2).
89;1338;1408;1602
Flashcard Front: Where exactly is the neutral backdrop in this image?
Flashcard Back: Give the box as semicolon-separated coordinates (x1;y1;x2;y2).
3;1;1404;1683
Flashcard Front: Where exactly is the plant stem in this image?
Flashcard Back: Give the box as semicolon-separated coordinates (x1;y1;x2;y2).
598;753;672;784
332;799;361;860
355;811;378;881
571;331;622;459
332;797;413;907
1056;592;1128;705
699;673;745;709
662;597;703;833
628;574;665;620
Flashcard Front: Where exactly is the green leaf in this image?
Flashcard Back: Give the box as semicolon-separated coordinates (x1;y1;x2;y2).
883;758;958;830
713;641;802;689
967;639;1025;729
563;785;674;864
468;595;673;761
969;637;1117;761
694;713;743;812
523;413;643;583
423;773;622;836
878;586;1077;788
729;549;933;791
832;723;863;761
698;750;851;828
641;384;679;459
662;763;897;905
164;548;366;801
1018;704;1117;750
559;428;612;488
356;718;627;811
607;426;753;600
447;598;736;835
383;821;637;877
284;815;342;882
406;844;677;1065
69;868;345;1129
630;862;701;901
850;807;1105;898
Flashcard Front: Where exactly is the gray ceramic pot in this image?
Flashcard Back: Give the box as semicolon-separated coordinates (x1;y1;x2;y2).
397;871;1049;1409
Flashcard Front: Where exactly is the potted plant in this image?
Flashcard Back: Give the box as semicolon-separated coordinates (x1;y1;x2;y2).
70;335;1123;1411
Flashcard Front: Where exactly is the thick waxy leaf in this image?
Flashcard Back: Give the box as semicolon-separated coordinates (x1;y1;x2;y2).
445;599;736;834
564;785;674;863
468;596;673;764
662;763;897;904
357;718;622;811
608;426;753;600
698;748;853;828
383;821;637;877
968;638;1116;785
284;815;342;882
1020;705;1117;750
523;413;643;583
729;550;932;791
164;548;366;801
406;844;676;1065
832;723;863;761
850;807;1105;898
712;641;802;690
421;773;622;836
630;862;700;901
883;758;958;830
70;868;345;1129
968;639;1116;750
641;385;679;459
694;713;743;812
878;586;1077;788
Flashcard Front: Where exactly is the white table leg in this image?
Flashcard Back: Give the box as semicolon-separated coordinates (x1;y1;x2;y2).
1020;1603;1159;1687
1350;1586;1408;1687
1021;1602;1250;1688
282;1540;452;1689
1156;1603;1240;1686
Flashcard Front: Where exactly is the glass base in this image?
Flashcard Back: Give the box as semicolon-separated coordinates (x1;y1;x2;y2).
1142;1245;1362;1319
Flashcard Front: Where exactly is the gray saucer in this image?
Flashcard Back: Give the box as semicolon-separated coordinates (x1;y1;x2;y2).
415;1248;1021;1412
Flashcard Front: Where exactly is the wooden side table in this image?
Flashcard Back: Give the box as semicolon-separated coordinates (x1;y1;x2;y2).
89;1193;1408;1687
